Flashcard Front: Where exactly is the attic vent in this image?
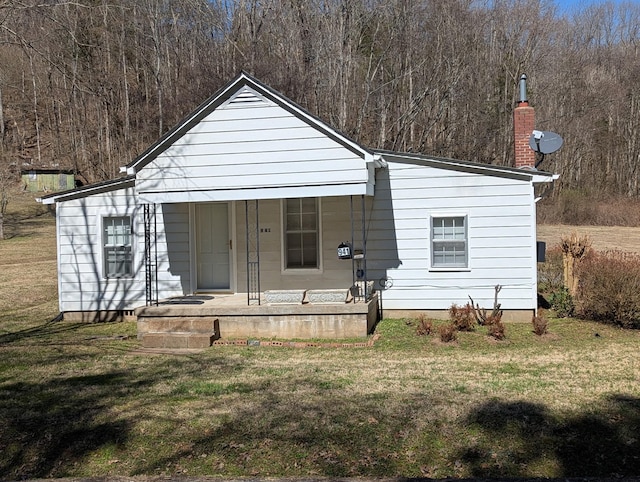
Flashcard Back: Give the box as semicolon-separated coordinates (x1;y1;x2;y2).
227;87;267;106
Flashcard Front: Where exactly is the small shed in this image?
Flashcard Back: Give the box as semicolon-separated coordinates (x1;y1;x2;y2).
21;169;75;193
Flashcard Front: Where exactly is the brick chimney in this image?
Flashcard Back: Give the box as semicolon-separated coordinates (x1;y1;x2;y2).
513;74;536;169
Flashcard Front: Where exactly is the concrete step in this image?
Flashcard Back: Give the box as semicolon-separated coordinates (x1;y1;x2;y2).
138;317;218;334
142;332;216;349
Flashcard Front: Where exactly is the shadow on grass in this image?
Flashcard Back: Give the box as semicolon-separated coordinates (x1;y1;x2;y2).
133;381;412;477
1;338;639;478
0;347;245;479
130;377;640;478
0;318;84;345
460;396;640;477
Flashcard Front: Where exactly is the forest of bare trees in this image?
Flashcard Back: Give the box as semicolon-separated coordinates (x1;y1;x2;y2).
1;0;639;200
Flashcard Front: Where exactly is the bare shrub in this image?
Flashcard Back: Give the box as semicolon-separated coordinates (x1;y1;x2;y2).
469;285;503;326
537;245;564;294
438;323;457;343
487;319;506;340
415;314;433;336
449;303;475;331
576;250;640;329
560;232;592;297
532;314;549;336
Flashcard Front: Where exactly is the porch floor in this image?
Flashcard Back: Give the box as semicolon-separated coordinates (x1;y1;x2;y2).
136;293;379;344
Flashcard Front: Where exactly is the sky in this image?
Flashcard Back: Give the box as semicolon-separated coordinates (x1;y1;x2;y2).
554;0;640;15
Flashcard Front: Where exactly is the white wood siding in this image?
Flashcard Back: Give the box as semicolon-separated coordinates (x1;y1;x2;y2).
56;188;189;313
233;197;356;292
366;161;538;311
136;89;371;202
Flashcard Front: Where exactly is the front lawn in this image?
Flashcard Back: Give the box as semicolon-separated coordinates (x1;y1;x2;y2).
1;315;639;479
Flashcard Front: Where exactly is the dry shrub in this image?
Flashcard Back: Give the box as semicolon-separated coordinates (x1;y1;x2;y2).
449;303;475;331
438;323;458;343
532;313;549;336
537;245;564;294
487;319;506;340
576;250;640;329
415;314;434;336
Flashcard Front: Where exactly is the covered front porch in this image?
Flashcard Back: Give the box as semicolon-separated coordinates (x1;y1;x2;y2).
136;292;379;348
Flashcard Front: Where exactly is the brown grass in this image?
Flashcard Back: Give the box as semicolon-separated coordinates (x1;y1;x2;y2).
537;224;640;253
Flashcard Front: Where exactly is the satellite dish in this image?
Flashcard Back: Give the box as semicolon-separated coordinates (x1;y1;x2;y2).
529;130;563;154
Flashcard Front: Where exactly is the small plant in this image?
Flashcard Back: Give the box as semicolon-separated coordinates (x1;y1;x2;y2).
438;323;458;343
549;287;574;318
449;303;475;331
531;313;549;336
487;319;506;340
469;285;503;326
415;314;434;336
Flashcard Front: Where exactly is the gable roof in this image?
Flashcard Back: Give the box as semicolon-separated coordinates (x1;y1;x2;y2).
123;71;372;175
37;175;135;205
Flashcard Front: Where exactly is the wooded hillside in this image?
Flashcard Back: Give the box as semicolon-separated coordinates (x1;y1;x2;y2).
1;0;639;197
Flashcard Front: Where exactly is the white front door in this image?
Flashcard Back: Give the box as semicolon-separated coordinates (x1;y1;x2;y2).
195;203;231;291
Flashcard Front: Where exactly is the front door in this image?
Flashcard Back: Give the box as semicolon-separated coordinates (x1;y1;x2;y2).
195;203;231;291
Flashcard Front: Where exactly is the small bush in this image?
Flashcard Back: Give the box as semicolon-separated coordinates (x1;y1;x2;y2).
415;314;434;336
487;320;506;340
549;287;574;318
531;314;549;336
449;303;475;331
438;323;458;343
576;250;640;329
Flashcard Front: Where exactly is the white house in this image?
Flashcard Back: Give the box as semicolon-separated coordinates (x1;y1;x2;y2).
39;72;557;343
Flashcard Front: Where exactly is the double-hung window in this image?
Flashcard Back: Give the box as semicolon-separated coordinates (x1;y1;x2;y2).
284;198;319;269
103;216;133;278
431;216;468;268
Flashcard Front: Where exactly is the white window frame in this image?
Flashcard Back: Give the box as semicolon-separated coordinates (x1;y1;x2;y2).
102;216;133;278
430;214;469;270
282;197;322;272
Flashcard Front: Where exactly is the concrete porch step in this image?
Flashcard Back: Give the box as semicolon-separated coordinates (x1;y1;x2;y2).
138;316;218;334
142;332;216;349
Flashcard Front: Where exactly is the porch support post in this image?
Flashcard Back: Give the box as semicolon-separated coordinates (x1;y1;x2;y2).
143;203;158;306
245;200;260;305
361;194;368;301
350;196;356;300
349;195;369;303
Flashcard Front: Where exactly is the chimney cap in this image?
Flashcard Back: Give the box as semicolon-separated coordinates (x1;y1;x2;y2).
518;74;528;104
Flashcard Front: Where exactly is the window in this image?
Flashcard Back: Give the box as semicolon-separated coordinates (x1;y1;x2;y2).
103;216;132;278
284;198;319;269
431;216;467;268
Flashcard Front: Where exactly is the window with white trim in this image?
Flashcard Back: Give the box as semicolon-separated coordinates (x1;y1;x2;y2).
284;198;319;269
431;216;468;268
103;216;133;278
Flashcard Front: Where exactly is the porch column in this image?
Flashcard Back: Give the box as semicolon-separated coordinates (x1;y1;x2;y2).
350;195;369;302
143;203;158;306
245;200;260;305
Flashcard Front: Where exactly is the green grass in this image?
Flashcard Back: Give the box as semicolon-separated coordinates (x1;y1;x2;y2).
1;192;640;479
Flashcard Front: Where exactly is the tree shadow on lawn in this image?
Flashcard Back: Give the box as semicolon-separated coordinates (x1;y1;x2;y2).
0;318;84;345
134;378;640;478
460;396;640;477
2;346;639;479
0;353;244;479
